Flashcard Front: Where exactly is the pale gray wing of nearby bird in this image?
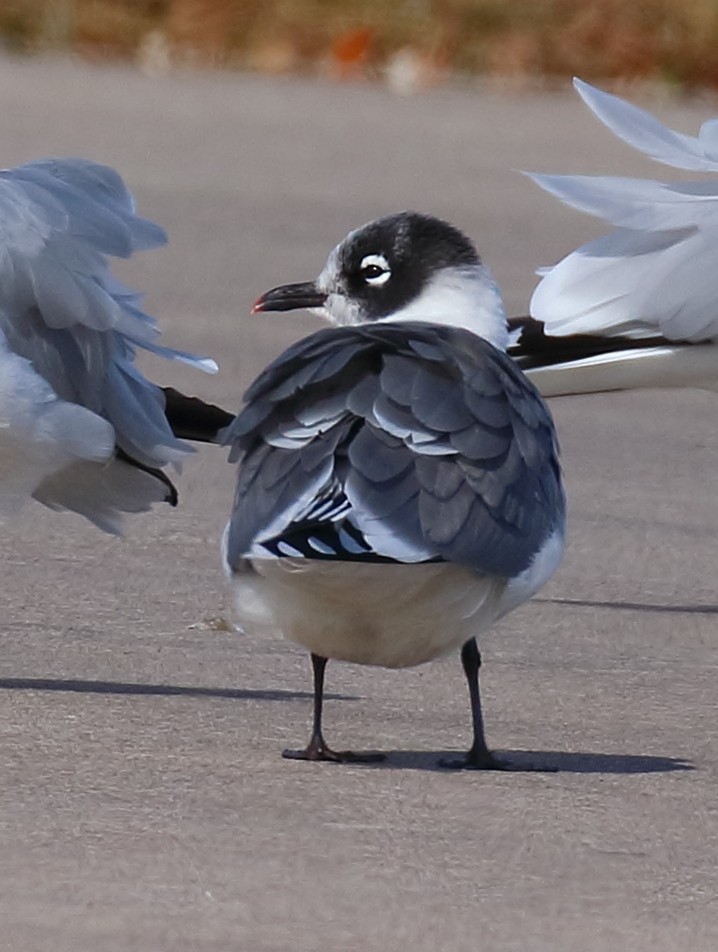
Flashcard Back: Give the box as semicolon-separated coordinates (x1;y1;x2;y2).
223;321;564;578
528;79;718;344
0;157;217;532
511;79;718;397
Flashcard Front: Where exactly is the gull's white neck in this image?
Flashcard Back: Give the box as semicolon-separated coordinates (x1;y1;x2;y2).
378;265;509;350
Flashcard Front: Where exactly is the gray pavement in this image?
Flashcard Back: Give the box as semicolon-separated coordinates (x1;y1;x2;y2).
1;55;717;951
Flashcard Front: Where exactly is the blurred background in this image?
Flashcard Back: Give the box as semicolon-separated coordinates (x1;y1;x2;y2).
5;0;718;91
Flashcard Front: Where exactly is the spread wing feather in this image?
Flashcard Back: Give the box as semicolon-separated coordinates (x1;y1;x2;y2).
0;158;216;467
0;157;217;528
529;80;718;342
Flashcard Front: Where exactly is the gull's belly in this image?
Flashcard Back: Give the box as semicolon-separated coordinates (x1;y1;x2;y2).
231;559;507;668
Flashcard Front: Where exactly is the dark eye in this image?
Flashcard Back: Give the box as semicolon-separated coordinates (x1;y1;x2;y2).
359;253;391;286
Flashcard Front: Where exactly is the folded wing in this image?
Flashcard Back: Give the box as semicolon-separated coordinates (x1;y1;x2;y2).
224;322;564;579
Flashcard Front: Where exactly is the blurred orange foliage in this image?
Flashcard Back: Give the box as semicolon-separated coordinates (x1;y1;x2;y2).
4;0;718;89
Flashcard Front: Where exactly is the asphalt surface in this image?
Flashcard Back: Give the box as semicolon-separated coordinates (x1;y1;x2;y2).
2;56;717;952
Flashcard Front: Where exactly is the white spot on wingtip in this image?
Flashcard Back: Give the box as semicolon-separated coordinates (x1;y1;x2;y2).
198;357;219;374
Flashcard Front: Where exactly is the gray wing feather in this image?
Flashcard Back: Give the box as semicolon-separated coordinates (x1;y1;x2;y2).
225;322;564;577
228;424;353;556
0;157;216;475
32;457;172;535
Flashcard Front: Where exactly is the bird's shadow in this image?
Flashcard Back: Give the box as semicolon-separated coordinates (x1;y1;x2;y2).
0;677;355;703
540;596;718;615
0;679;695;775
340;748;694;774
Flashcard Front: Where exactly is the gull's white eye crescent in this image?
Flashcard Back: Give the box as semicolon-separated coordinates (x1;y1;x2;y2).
360;253;391;286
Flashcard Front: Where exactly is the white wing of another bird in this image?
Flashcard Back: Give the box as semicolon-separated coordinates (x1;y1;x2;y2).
570;77;718;173
529;79;718;344
0;157;217;532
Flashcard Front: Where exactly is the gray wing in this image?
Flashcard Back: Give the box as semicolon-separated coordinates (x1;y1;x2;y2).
224;323;564;578
0;157;216;471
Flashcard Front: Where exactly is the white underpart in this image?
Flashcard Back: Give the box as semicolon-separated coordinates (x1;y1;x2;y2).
229;525;565;668
230;560;509;668
496;528;565;618
380;265;509;350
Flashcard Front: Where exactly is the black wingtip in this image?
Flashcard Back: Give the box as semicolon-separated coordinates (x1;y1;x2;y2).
162;387;235;443
115;448;179;506
508;315;674;370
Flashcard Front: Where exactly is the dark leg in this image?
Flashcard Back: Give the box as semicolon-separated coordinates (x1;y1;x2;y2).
441;639;557;771
440;638;506;770
282;653;384;763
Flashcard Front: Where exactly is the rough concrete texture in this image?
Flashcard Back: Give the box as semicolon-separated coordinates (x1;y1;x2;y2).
1;56;717;951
